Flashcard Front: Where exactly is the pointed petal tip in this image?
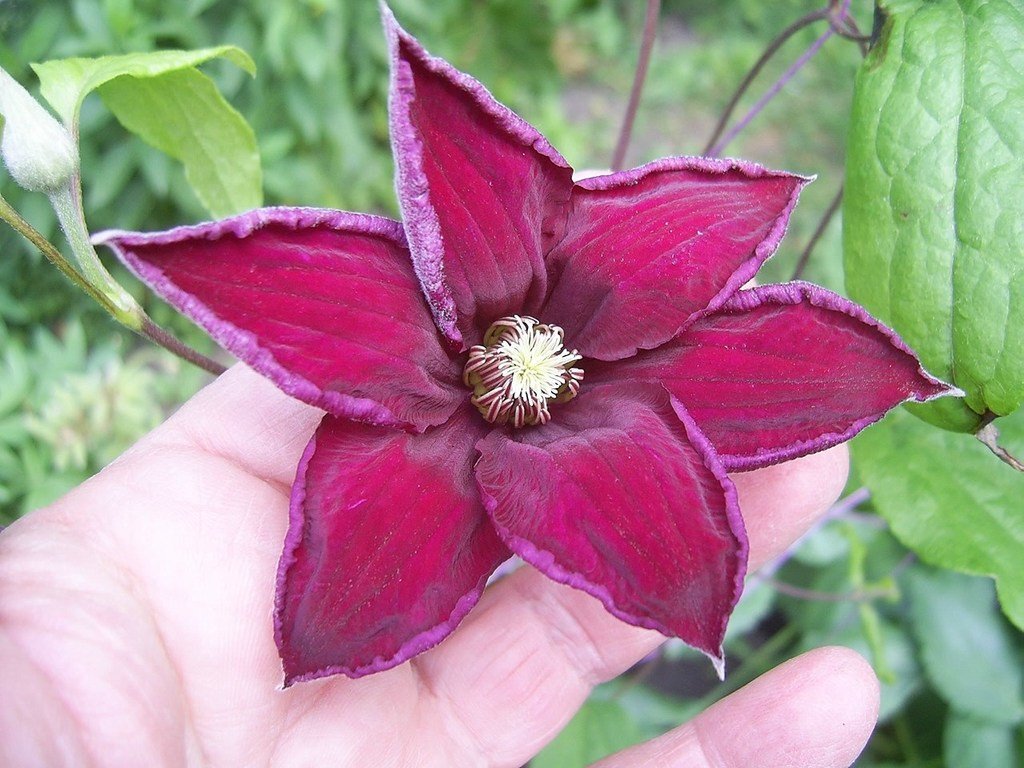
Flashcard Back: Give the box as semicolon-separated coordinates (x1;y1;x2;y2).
729;280;960;407
915;375;964;403
384;0;572;348
710;650;727;681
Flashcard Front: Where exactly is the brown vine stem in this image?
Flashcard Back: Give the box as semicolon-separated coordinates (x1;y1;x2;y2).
709;26;834;157
610;0;661;171
140;317;226;375
701;7;829;156
0;193;225;376
976;422;1024;472
766;578;897;603
791;183;843;280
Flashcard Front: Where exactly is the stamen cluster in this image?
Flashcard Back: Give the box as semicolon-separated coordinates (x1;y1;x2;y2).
463;316;584;427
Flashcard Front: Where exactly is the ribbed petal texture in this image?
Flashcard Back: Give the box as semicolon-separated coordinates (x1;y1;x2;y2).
475;385;747;668
275;409;509;684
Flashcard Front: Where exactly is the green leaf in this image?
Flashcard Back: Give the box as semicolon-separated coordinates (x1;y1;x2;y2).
531;698;643;768
31;46;255;125
98;68;261;217
29;47;260;217
944;713;1018;768
843;0;1024;430
852;407;1024;630
905;567;1023;724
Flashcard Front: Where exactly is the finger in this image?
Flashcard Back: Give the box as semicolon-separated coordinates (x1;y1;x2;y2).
417;444;850;766
143;363;323;489
13;364;325;738
591;646;879;768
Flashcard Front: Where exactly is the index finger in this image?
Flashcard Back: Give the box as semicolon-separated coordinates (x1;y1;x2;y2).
146;363;323;490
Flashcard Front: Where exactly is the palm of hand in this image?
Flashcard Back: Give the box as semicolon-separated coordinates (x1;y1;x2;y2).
1;366;876;767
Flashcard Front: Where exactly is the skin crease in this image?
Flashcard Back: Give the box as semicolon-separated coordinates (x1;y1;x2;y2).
0;364;878;768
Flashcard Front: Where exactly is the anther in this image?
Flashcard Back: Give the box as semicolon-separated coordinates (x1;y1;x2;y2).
463;316;584;427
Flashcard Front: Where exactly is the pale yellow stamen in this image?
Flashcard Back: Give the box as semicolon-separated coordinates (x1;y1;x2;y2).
463;316;584;427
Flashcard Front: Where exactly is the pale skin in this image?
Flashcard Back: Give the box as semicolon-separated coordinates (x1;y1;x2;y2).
0;365;879;767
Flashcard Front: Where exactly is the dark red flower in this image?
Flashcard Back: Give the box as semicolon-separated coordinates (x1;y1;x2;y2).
96;8;951;684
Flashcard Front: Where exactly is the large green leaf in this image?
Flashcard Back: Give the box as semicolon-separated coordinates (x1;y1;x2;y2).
843;0;1024;431
852;407;1024;630
30;47;260;218
98;69;261;218
31;47;255;125
944;714;1019;768
905;567;1023;723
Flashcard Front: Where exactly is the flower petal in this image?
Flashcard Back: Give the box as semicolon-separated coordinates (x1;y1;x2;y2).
96;208;463;431
595;282;954;470
474;385;747;669
542;157;807;360
384;6;574;347
275;409;509;684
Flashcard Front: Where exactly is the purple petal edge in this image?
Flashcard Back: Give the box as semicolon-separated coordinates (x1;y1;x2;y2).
475;400;748;678
382;3;569;175
273;427;497;685
383;3;571;350
575;156;811;323
714;281;959;472
669;395;748;678
95;207;416;430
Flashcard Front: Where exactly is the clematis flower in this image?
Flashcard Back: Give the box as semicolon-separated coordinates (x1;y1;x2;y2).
96;7;951;685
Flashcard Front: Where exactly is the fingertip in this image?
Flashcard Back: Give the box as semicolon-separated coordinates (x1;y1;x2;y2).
697;644;880;768
804;645;881;747
155;363;323;487
591;644;880;768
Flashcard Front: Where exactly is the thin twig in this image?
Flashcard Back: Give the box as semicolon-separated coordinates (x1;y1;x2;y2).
141;317;225;376
976;422;1024;472
765;578;897;603
0;193;226;376
709;26;834;157
611;0;661;171
701;7;829;156
828;485;871;518
828;2;870;55
791;183;844;280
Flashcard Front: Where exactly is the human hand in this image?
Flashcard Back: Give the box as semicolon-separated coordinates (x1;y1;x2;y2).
0;365;877;767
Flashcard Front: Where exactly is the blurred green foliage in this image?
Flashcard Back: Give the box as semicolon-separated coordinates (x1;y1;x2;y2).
0;1;1020;766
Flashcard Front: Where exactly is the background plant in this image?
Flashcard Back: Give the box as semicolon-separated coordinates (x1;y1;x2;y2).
0;1;1020;765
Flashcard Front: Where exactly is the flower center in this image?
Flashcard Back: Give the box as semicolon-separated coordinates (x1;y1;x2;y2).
463;315;584;427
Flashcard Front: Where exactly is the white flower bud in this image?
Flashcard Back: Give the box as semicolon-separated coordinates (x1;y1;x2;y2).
0;66;77;193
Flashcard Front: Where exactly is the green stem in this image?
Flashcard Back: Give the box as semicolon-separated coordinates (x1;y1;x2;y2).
0;190;225;375
49;183;138;318
893;713;922;764
0;192;125;321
